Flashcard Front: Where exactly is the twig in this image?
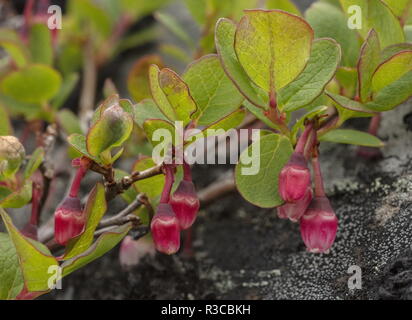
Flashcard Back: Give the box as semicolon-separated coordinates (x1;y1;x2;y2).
86;161;163;201
198;177;236;206
98;194;144;229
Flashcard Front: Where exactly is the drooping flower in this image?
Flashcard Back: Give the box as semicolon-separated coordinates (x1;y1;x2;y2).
150;203;181;255
279;152;311;203
277;187;313;222
300;196;338;253
54;196;85;246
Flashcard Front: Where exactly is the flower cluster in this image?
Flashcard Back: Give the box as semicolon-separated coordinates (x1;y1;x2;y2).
151;162;200;255
277;124;338;253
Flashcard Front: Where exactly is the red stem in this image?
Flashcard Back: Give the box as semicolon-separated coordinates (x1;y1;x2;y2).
312;155;326;197
183;160;192;181
295;122;314;154
30;182;42;225
69;166;87;198
160;166;175;204
368;113;381;136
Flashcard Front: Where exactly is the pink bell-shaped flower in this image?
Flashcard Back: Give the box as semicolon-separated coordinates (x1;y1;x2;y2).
300;196;338;253
54;196;85;246
150;203;181;255
170;180;200;230
277;187;313;222
279;152;311;203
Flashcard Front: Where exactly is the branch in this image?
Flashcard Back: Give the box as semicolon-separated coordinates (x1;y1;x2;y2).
87;162;164;201
198;177;236;207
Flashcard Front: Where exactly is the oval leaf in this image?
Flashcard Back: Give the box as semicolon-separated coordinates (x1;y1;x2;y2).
319;129;384;147
235;133;293;208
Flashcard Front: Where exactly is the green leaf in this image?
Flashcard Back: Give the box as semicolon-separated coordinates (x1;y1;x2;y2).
381;43;412;61
61;224;131;278
335;67;358;97
86;102;134;158
266;0;301;16
64;183;107;259
29;23;53;65
0;65;62;104
215;18;268;108
0;181;32;209
305;2;359;67
128;55;164;103
0;233;24;300
133;157;165;199
366;70;412;111
51;73;79;110
372;51;412;92
340;0;404;48
57;110;82;135
133;99;169;128
278;38;341;112
158;69;197;127
384;0;412;18
0;105;12;136
67;134;100;163
235;133;293;208
0;29;30;68
235;10;313;93
357;30;381;102
24;147;44;180
326;91;376;113
0;209;58;293
319;129;384;147
143;119;177;147
149;65;177;121
183;54;244;125
155;12;195;48
187;109;246;143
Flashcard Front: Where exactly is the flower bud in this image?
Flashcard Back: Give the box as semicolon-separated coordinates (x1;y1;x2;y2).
300;196;338;253
54;196;85;246
170;180;200;230
150;203;180;255
277;187;313;222
0;136;25;180
279;152;311;203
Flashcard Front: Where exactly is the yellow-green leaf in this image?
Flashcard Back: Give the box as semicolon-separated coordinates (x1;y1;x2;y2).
215;18;268;108
357;29;381;102
235;10;313;93
372;51;412;92
159;68;197;127
340;0;404;48
183;54;244;125
278;38;341;112
0;65;62;104
0;209;58;293
64;183;107;259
